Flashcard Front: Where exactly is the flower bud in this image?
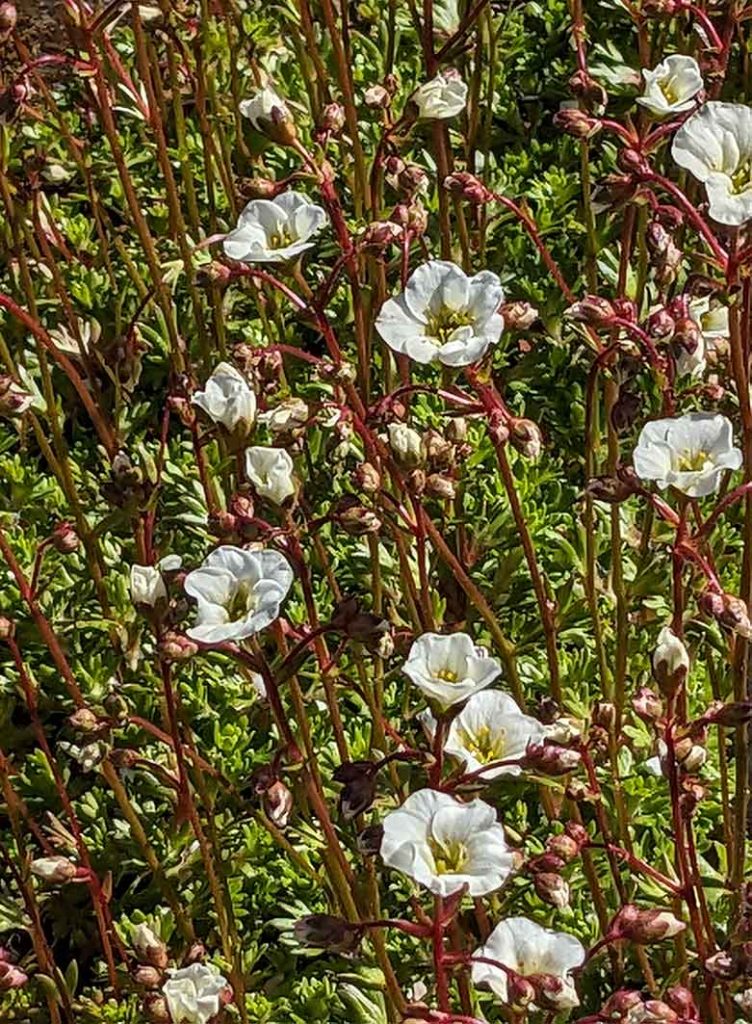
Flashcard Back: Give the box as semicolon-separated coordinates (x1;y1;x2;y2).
0;961;27;990
665;986;699;1020
652;626;689;696
443;172;492;204
51;521;79;554
0;2;17;41
142;993;171;1023
333;761;378;820
388;423;425;468
610;389;641;433
704;949;738;980
293;914;362;952
158;631;198;662
523;743;581;775
699;589;752;638
546;833;581;863
364;84;390;109
31;855;79;884
318;102;346;136
391;200;428;236
132;965;163;988
68;707;102;733
398;164;430;195
526;852;566;873
533;872;570;908
334;503;381;535
423;429;454;469
501;301;538;330
600;989;644;1017
506;972;536;1010
553;107;602;138
647;308;676;339
0;376;33;416
528;972;565;1011
641;1001;679;1022
585;474;637;504
360;220;403;252
673;316;702;357
633;687;663;721
425;473;456;500
566;295;615;326
239;86;297;146
735;988;752;1014
263;779;294;829
131;923;168;969
609;904;686;943
617;147;651;176
568;69;608;112
357;823;384;857
509;418;543;459
703;700;752;727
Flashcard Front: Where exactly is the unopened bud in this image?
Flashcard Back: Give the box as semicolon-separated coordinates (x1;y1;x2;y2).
334;503;381;535
553;107;602;138
665;986;699;1020
319;102;346;136
585;474;636;504
673;316;702;356
568;69;608;112
509;418;543;459
506;972;536;1010
132;965;163;988
143;993;171;1023
501;301;538;330
68;708;102;733
446;417;467;443
601;990;645;1017
610;389;641;433
704;948;738;980
528;972;565;1011
51;520;79;554
0;376;33;416
533;872;570;908
523;743;581;775
609;904;686;943
703;700;752;728
633;687;663;721
425;473;456;500
352;462;381;494
333;761;378;820
131;923;168;969
361;220;403;252
158;631;198;662
364;84;390;109
388;423;425;468
652;626;689;696
0;2;17;42
647;308;676;339
566;295;615;326
699;589;752;638
0;960;27;990
31;856;79;884
357;823;384;857
263;780;294;829
0;616;14;640
443;172;492;204
293;914;362;952
398;164;430;195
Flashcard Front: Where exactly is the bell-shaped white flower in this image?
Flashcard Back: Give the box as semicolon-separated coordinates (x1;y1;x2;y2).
633;412;741;497
380;789;516;896
672;102;752;225
404;631;501;708
162;963;228;1024
245;446;296;504
422;690;546;778
471;917;585;1010
192;362;256;433
223;191;326;264
184;545;294;644
130;555;181;608
375;261;504;367
411;69;468;120
637;55;702;117
239;85;290;131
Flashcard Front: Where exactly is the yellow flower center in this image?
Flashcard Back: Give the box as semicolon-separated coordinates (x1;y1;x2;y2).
226;580;256;620
459;724;506;764
731;162;752;195
427;307;475;345
435;667;460;684
429;837;469;874
675;449;710;472
659;78;680;105
268;228;295;249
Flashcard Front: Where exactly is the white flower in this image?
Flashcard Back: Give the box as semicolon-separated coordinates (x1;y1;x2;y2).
637;55;702;117
375;261;504;367
380;789;516;897
672;102;752;225
223;191;326;264
404;632;501;708
411;69;468;120
245;446;296;504
239;85;290;131
422;690;545;778
184;545;294;644
192;362;256;433
690;296;729;358
162;963;228;1024
633;411;742;497
471;917;586;1010
652;625;689;684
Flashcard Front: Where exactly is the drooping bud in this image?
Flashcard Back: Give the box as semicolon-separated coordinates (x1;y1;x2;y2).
131;923;168;969
553;107;602;138
600;990;645;1017
293;914;363;952
610;389;641;433
501;301;539;330
443;172;492;204
546;833;581;863
652;626;689;696
566;295;615;326
333;502;381;535
68;707;103;733
699;589;752;639
704;948;739;980
633;687;663;721
585;475;637;504
239;86;297;146
360;220;403;252
0;2;17;42
533;872;570;908
158;631;198;662
364;84;390;109
522;743;581;775
609;904;686;944
132;965;163;988
51;521;80;554
0;961;27;990
568;69;608;113
264;780;294;829
509;418;543;459
425;473;457;500
703;700;752;728
30;855;79;884
0;376;33;417
333;761;378;820
388;423;425;468
665;986;699;1020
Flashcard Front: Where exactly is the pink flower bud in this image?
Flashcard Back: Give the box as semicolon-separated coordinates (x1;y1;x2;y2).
703;700;752;727
0;961;27;990
523;743;581;775
263;779;294;829
546;833;581;862
509;418;543;459
506;972;536;1010
424;473;456;500
609;904;686;944
0;2;16;41
500;301;539;330
158;631;199;661
699;589;752;638
318;102;346;135
566;295;615;326
132;965;163;988
633;687;663;721
31;855;79;884
647;308;676;339
51;520;80;554
553;107;601;138
665;985;699;1020
443;172;492;204
533;872;570;908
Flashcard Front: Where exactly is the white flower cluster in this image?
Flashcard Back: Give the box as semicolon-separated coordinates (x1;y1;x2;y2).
379;630;585;1009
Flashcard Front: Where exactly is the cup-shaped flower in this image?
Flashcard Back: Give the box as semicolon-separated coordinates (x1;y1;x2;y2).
245;446;296;505
375;261;504;367
184;545;294;644
239;86;293;138
411;69;468;120
637;55;702;117
192;362;256;433
471;917;586;1010
223;191;326;264
404;631;501;709
130;555;181;609
380;789;516;896
633;412;741;497
162;963;228;1024
672;102;752;225
422;690;546;778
